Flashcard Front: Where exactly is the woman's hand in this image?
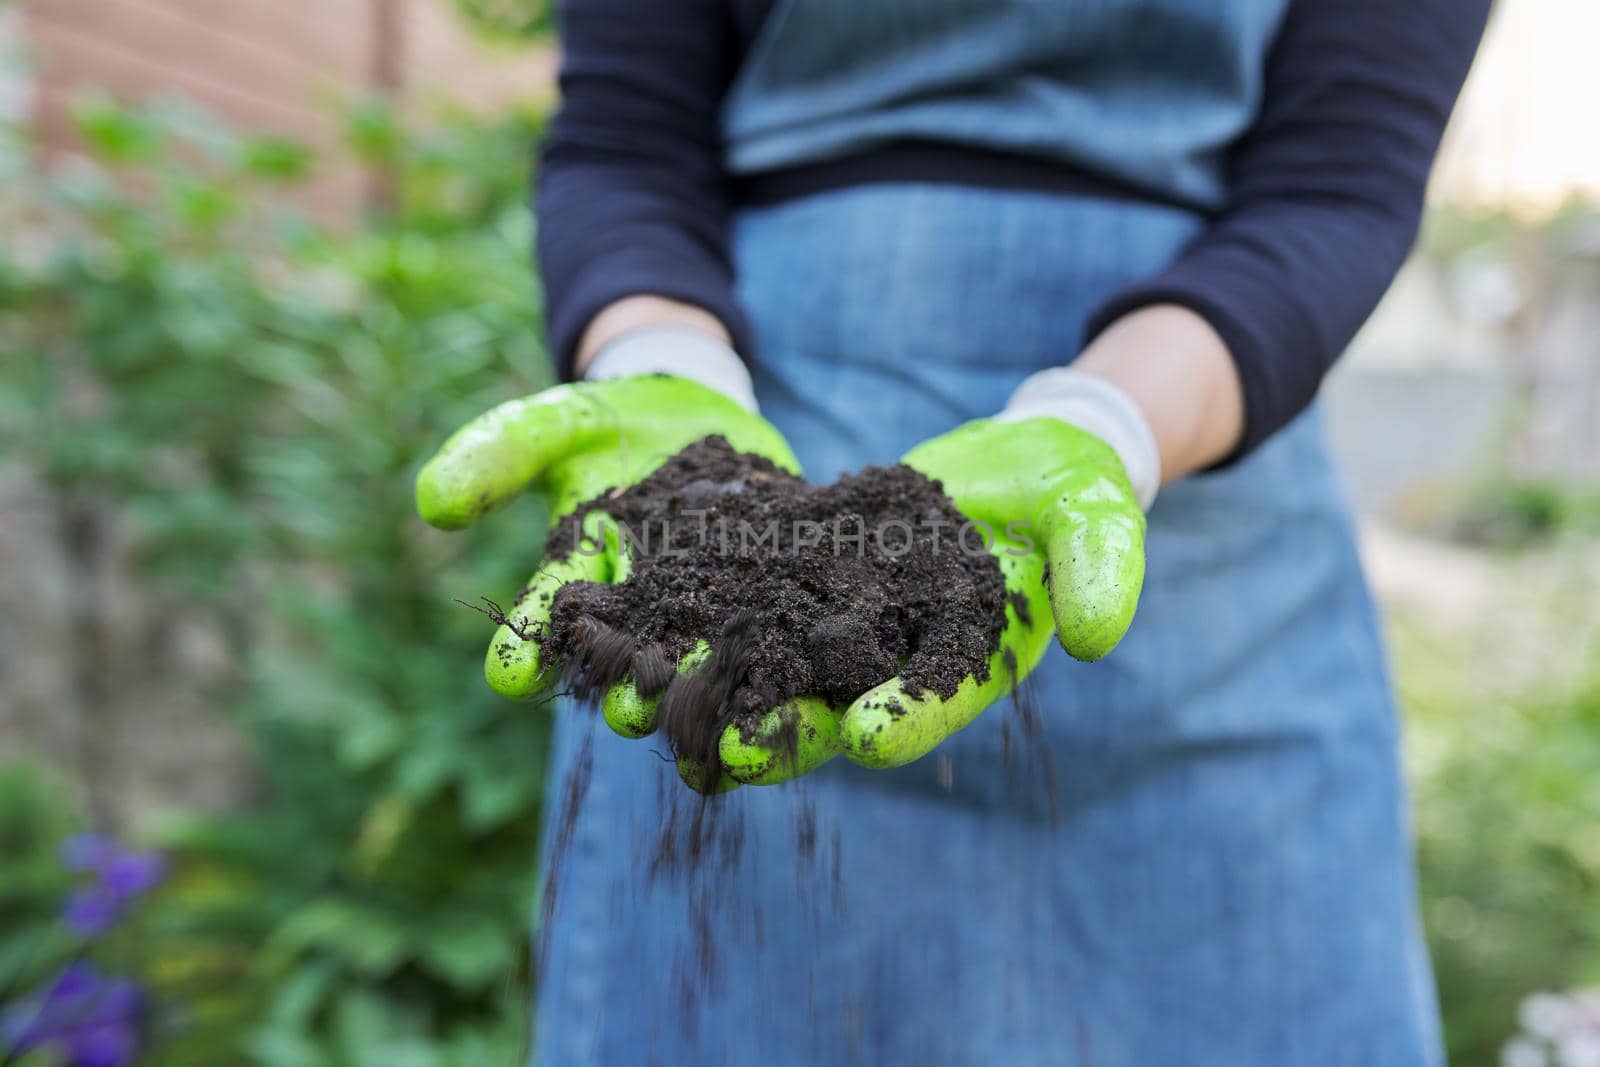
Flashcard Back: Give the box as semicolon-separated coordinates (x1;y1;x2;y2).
420;305;1186;790
842;418;1146;766
416;375;800;720
717;414;1146;782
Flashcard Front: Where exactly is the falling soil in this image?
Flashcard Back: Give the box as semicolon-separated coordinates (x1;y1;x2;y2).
492;437;1065;1051
523;435;1008;783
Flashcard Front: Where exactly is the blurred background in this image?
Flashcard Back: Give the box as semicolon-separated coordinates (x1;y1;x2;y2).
0;1;1595;1064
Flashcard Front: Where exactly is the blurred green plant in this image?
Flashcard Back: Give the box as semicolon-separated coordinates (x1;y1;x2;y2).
0;94;554;1065
451;0;553;41
0;762;78;1001
1448;479;1600;548
0;760;167;1067
1399;619;1600;1066
1417;198;1600;268
1394;476;1600;550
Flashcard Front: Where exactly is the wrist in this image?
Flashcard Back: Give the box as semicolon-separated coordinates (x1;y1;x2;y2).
995;368;1161;511
1073;304;1243;478
583;325;759;413
575;295;731;374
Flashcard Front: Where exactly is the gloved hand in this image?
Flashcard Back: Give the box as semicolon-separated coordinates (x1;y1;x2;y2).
416;328;799;791
718;368;1154;781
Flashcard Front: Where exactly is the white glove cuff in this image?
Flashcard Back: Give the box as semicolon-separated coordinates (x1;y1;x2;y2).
582;325;759;413
996;367;1161;511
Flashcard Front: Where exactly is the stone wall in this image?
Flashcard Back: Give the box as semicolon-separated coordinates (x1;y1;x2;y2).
0;469;249;829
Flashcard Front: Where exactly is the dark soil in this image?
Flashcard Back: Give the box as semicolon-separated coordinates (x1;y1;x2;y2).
524;435;1008;780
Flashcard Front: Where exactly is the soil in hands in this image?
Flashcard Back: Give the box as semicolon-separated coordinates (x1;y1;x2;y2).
524;434;1009;783
505;435;1023;1049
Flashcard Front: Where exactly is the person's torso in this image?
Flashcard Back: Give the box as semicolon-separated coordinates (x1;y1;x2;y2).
722;0;1291;213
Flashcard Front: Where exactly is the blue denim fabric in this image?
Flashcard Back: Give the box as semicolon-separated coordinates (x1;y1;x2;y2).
530;185;1440;1066
722;0;1290;212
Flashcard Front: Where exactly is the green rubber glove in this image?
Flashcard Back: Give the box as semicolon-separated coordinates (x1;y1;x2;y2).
416;375;801;790
844;416;1146;767
717;416;1146;780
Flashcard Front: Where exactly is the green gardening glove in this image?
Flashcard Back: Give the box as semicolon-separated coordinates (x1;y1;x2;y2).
718;401;1149;781
416;374;801;790
839;416;1146;768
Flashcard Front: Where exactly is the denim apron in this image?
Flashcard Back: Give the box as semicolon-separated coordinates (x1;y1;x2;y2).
529;184;1441;1066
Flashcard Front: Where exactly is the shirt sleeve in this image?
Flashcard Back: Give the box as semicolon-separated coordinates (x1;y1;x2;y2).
535;0;754;379
1082;0;1494;463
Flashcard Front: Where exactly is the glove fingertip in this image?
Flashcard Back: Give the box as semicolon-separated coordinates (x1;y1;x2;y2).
602;682;657;739
839;684;918;770
676;756;740;795
721;700;840;784
484;623;547;699
1045;543;1143;663
415;459;478;530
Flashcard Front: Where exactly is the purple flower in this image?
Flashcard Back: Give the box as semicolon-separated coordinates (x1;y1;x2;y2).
63;889;123;938
101;850;167;900
1;963;145;1067
67;1019;140;1067
61;834;118;873
57;834;168;937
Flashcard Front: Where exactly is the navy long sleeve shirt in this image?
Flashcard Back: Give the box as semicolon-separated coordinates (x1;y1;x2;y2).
536;0;1492;461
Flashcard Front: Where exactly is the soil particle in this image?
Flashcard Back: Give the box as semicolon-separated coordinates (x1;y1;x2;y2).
539;435;1009;772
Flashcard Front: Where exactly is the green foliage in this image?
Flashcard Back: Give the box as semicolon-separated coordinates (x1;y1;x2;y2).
0;762;78;1000
1395;475;1600;550
1402;623;1600;1065
1456;479;1575;544
451;0;553;42
0;96;554;1064
1418;198;1600;267
0;762;169;1065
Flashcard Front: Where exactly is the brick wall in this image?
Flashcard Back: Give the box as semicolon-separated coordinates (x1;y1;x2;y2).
17;0;554;219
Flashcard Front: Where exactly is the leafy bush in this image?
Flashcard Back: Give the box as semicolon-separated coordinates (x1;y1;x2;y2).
451;0;553;41
0;762;79;1005
0;760;168;1067
1400;619;1600;1065
1402;476;1600;549
0;95;554;1065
